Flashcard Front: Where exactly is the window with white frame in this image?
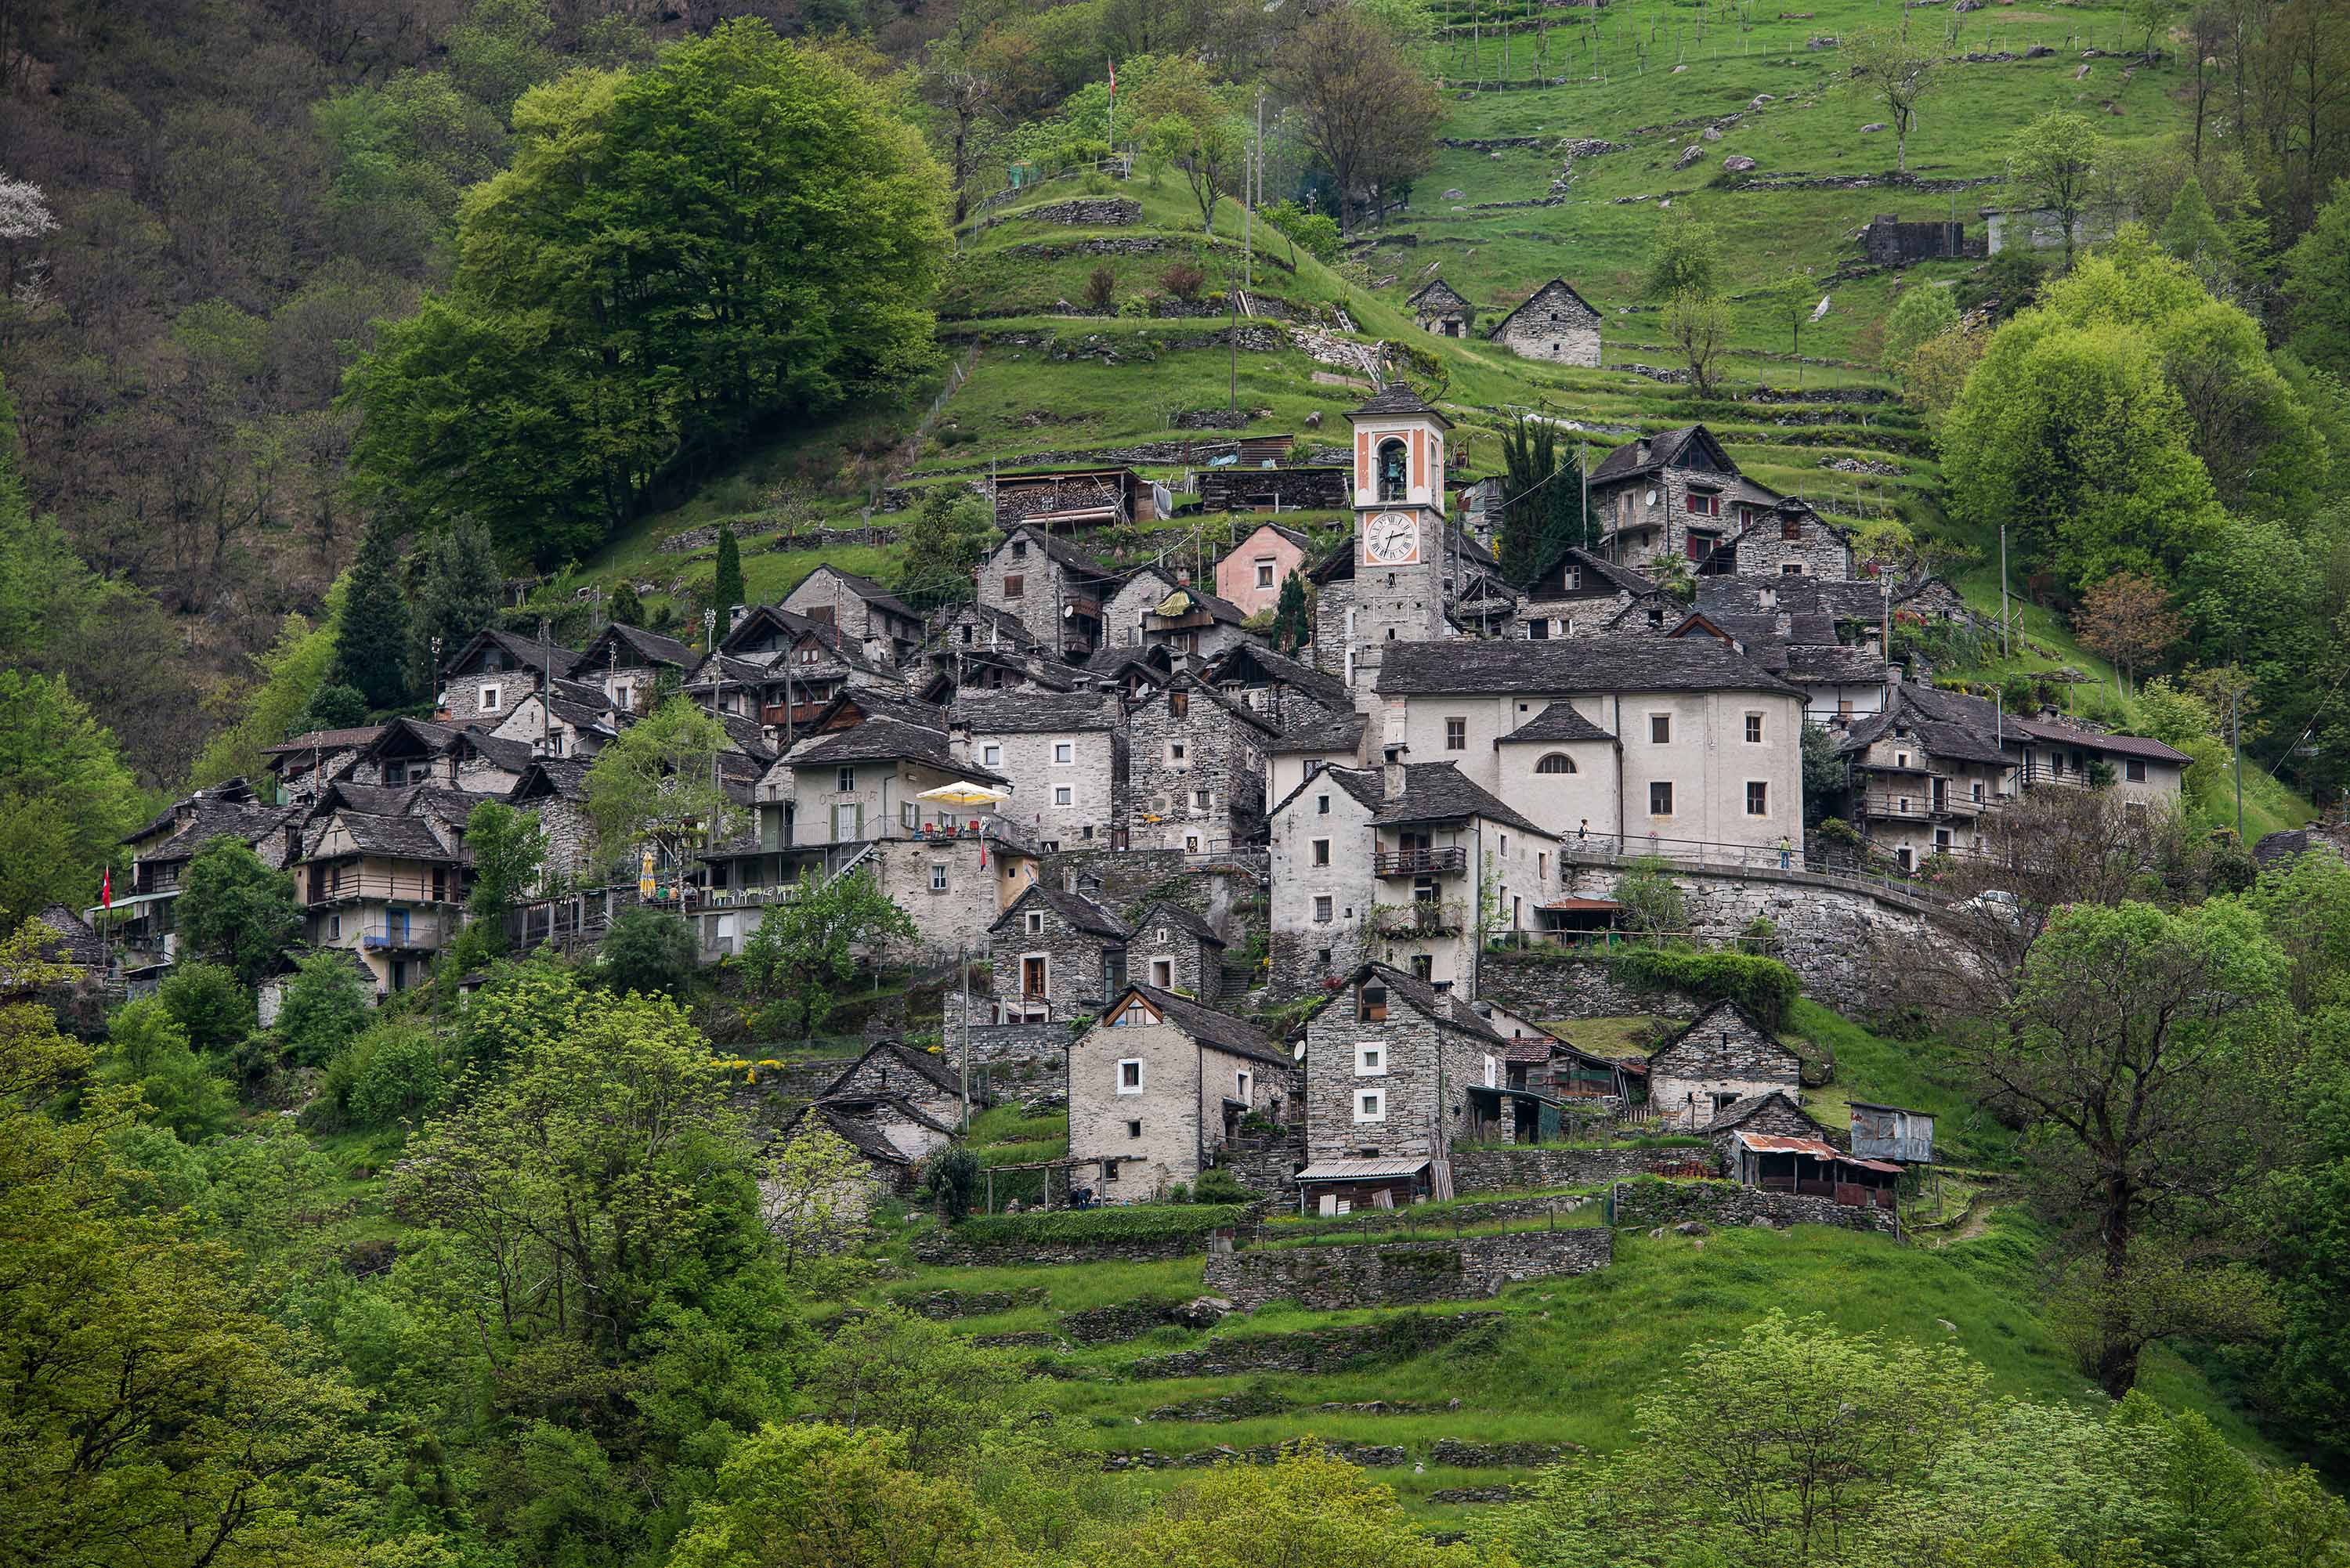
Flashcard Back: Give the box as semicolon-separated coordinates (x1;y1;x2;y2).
479;685;501;713
1236;1069;1253;1100
1025;911;1043;934
1354;1089;1386;1123
1744;713;1764;744
982;744;1002;767
1054;786;1072;806
1355;1042;1386;1076
1116;1059;1144;1094
1255;559;1275;588
1484;1054;1497;1087
1054;742;1075;764
929;863;949;891
1314;895;1333;923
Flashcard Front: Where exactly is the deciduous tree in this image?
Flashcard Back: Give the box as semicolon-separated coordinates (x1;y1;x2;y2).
736;867;916;1039
584;696;739;868
1846;24;1941;175
175;835;305;986
1665;287;1732;397
2005;112;2105;268
0;670;139;933
2072;572;2183;691
1272;4;1443;232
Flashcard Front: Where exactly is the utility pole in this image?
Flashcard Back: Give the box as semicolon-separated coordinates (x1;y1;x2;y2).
704;607;720;851
539;618;551;759
1227;290;1238;414
2232;685;2243;842
958;940;972;1134
1999;524;2010;659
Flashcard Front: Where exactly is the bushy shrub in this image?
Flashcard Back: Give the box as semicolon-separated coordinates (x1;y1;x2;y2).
158;961;256;1053
1192;1167;1250;1204
344;1021;449;1126
1615;948;1800;1031
1084;266;1117;308
273;951;374;1067
1161;261;1206;302
598;907;696;999
929;1145;980;1223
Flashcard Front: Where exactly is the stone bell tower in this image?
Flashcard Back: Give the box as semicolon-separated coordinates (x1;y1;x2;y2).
1342;384;1452;699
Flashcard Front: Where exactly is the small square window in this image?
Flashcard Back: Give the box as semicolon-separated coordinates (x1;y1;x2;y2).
1358;987;1387;1024
1170;692;1189;717
1314;895;1333;923
1312;839;1330;866
982;744;1002;766
1446;717;1466;750
1744;714;1763;744
1003;573;1025;598
1316;794;1330;814
1355;1089;1385;1123
1170;742;1186;761
1650;714;1671;745
1126;1118;1142;1138
1255;560;1275;588
1054;742;1074;764
1192;789;1211;811
1781;563;1805;576
1118;1059;1143;1094
1781;519;1803;542
1025;911;1043;934
1650;781;1675;816
1316;948;1332;965
930;863;949;891
1746;781;1768;815
2125;759;2147;782
479;684;501;713
1356;1042;1385;1075
1054;786;1072;806
1011;540;1028;559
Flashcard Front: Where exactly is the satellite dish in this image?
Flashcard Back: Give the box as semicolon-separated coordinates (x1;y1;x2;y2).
1292;1040;1307;1061
1644;489;1658;505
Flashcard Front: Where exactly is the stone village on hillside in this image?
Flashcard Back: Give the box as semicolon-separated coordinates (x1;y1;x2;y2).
68;378;2200;1282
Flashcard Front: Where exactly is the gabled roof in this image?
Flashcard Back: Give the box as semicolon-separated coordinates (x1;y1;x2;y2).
786;1103;919;1167
1350;383;1452;427
508;757;591;804
1209;642;1352;714
1264;709;1367;757
1376;638;1803;699
1407;277;1472;311
949;690;1119;735
1650;999;1799;1068
996;524;1117;582
784;717;1008;783
125;780;262;846
1587;425;1736;487
1322;961;1509;1047
134;799;301;865
1784;643;1889;685
803;688;950;734
1132;900;1226;948
263;725;387;757
1694;576;1893;622
1372;762;1549;838
1267;762;1386;822
318;810;453;862
569;623;696;678
29;904;106;968
1711;1089;1831;1139
990;883;1130;940
1836;685;2012;768
1499;702;1620;746
448;728;536;774
1150;670;1282;739
721;602;837;656
1225;519;1316;553
444;627;570;678
2012;717;2192;764
1487;277;1601;339
797;564;920;623
1100;983;1286;1064
822;1039;990;1107
1150;583;1251;627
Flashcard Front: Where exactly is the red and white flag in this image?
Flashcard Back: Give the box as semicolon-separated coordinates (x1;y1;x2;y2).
1107;56;1116;98
101;867;111;910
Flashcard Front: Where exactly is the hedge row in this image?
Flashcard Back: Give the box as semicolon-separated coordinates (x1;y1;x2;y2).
1614;948;1799;1031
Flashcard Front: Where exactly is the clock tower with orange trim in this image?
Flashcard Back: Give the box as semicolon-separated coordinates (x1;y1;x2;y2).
1342;383;1452;697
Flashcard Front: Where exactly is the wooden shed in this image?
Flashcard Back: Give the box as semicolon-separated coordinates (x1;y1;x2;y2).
1849;1101;1934;1164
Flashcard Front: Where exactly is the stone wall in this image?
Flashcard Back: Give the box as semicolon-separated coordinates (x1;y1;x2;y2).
1648;1003;1800;1131
1859;215;1983;264
989;902;1122;1022
1124;684;1271;853
1273;1191;1596;1233
1059;1297;1190;1345
1450;1144;1705;1193
1197;467;1350;514
1021;197;1143;226
912;1229;1221;1266
1034;847;1216;922
1202;1227;1613;1310
1728;515;1855;580
1608;1178;1899;1235
938;1011;1074;1071
894;1285;1050;1319
1490;280;1603;367
1213;1128;1307;1201
1479;950;1696;1021
1126;1312;1503;1378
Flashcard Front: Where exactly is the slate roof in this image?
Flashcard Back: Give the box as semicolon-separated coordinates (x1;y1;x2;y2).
1685;610;1841;649
1407;278;1471;310
804;565;920;622
1587;425;1730;486
450;728;536;773
1132;900;1225;948
1499;702;1619;746
136;799;302;865
1349;960;1510;1046
2013;717;2193;764
1488;277;1602;337
1000;524;1117;581
1836;685;2015;768
950;690;1119;734
509;757;591;804
1350;383;1452;426
31;904;106;968
822;1039;987;1107
1155;584;1250;627
446;627;572;677
569;623;696;677
264;725;387;756
784;717;1007;782
1709;1089;1831;1139
1209;643;1352;712
2253;826;2350;869
1083;645;1174;688
1372;762;1549;838
790;1103;919;1167
1523;546;1654;602
1694;576;1893;621
327;811;453;861
1784;643;1889;685
1376;638;1803;699
991;884;1130;939
1264;709;1367;756
718;713;779;763
1110;983;1288;1064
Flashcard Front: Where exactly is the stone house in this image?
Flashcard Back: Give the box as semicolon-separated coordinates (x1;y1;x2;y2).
1141;583;1256;664
1068;983;1293;1199
1646;1000;1802;1131
1893;577;1975;624
978;525;1118;660
1300;961;1512;1174
295;785;497;993
950;690;1124;852
439;628;574;726
1267;762;1553;999
1122;670;1282;853
1214;522;1315;619
1408;277;1474;338
1835;681;2019;870
508;757;595;890
106;782;302;966
487;689;623;761
779;565;926;666
1586;426;1786;577
986;884;1131;1024
262;725;385;804
1101;565;1181;654
1209;643;1355;735
1374;639;1809;855
1720;500;1856;580
1517;547;1658;639
772;1104;931;1212
1487;278;1603;367
1859;212;1981;264
1128;899;1227;999
822;1038;991;1128
1262;710;1368;818
567;623;696;714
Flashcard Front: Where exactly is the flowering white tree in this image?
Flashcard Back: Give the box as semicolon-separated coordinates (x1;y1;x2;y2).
0;171;56;302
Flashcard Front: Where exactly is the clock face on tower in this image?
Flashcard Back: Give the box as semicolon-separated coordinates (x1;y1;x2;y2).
1365;511;1421;565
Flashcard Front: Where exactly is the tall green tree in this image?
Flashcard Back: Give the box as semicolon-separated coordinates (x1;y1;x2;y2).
1643;207;1719;300
1497;417;1593;587
1271;571;1311;653
352;21;949;565
1882;285;1959;378
0;670;140;933
2283;179;2350;378
1844;23;1940;175
465;799;548;936
896;487;996;611
409;516;504;698
334;517;413;714
737;867;916;1039
712;523;745;615
585;697;739;868
2005;111;2104;269
175;836;305;986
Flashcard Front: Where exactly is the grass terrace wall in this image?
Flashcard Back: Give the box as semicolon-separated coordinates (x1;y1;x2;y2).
913;1203;1251;1265
1450;1145;1712;1193
1126;1313;1504;1377
1608;1177;1899;1236
1202;1228;1614;1310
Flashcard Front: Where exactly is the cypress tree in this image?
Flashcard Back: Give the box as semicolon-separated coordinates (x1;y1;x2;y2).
1272;572;1310;652
334;519;413;714
410;518;504;695
609;579;646;627
713;524;745;614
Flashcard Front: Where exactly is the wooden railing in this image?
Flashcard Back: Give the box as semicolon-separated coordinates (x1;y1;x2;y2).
1372;847;1468;877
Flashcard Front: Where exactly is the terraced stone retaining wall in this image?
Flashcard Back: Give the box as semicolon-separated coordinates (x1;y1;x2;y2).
1202;1228;1613;1311
1608;1177;1899;1235
1450;1146;1704;1192
1126;1313;1502;1377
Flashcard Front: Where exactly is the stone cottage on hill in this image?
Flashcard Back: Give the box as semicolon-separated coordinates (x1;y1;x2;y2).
1129;900;1228;1000
1645;1000;1802;1131
984;883;1131;1024
1408;277;1474;338
1067;983;1294;1200
1487;278;1603;367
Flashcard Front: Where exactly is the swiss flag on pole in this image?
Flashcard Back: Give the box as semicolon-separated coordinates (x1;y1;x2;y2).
101;867;111;910
1107;55;1115;96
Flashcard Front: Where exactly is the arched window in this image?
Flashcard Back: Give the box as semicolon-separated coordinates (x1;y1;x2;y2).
1535;753;1578;775
1376;438;1408;502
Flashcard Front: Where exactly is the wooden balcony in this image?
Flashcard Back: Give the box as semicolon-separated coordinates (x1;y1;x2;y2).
1372;847;1467;877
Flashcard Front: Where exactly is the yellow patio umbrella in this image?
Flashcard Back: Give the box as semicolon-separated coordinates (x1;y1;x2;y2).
915;781;1013;807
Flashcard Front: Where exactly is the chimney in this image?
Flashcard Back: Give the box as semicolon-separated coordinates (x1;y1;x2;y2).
1775;610;1793;638
728;604;750;632
1383;758;1407;799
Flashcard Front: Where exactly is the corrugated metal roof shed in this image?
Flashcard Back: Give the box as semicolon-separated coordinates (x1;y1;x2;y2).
1295;1158;1432;1181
